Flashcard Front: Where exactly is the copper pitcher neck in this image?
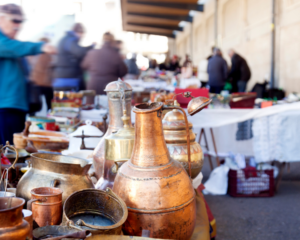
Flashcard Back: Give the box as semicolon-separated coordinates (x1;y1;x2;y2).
131;103;170;167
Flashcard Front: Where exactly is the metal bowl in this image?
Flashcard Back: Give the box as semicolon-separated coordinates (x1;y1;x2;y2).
62;188;128;236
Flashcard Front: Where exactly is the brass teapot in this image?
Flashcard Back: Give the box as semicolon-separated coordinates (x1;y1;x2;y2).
93;80;132;180
163;100;207;179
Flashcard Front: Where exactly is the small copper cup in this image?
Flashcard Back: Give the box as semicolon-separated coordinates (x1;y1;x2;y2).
27;187;63;228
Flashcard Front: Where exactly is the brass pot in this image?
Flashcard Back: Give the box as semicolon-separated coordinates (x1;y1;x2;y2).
62;188;128;236
96;109;135;190
0;197;30;240
16;153;94;204
93;80;132;180
163;100;204;179
112;102;196;240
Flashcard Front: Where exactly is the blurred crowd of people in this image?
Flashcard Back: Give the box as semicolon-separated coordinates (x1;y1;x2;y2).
0;3;131;145
205;47;251;94
0;3;252;145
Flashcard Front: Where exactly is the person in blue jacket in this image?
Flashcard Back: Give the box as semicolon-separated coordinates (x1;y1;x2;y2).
0;4;56;145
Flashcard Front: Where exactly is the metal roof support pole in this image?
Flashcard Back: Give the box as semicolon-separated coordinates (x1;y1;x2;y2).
190;21;194;63
270;0;276;88
214;0;218;47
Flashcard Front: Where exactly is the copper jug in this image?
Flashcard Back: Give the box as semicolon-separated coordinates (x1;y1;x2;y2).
17;153;94;204
93;80;132;180
0;197;30;240
96;108;135;190
112;102;196;240
27;187;63;227
163;100;204;179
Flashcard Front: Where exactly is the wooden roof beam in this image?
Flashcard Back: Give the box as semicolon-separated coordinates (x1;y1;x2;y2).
127;22;183;31
127;12;193;22
128;1;204;12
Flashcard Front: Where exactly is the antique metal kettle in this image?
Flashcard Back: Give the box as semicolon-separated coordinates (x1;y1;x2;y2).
113;101;197;239
163;100;209;179
96;108;135;190
16;153;94;204
93;80;132;180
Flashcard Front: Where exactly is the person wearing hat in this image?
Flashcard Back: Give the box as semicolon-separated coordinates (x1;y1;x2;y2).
53;23;94;91
0;3;56;145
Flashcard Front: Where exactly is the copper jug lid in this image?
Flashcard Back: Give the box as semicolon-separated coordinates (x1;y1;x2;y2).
162;101;195;143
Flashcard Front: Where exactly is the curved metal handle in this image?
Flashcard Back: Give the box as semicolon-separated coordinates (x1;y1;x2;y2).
1;141;19;170
27;198;46;211
67;220;85;232
163;105;192;178
76;219;112;231
111;159;128;173
50;179;60;187
105;187;120;200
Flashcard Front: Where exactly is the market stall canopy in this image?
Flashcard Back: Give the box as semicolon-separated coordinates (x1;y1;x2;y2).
121;0;204;38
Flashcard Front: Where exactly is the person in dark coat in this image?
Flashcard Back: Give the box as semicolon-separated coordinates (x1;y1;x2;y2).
228;49;251;92
53;23;94;91
81;32;128;103
207;48;228;94
124;53;140;79
169;55;180;72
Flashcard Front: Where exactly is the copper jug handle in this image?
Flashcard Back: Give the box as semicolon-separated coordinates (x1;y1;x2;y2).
27;198;47;211
50;179;60;188
112;159;128;173
162;106;192;178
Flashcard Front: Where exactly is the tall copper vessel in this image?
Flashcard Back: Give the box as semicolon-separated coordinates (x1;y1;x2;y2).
93;80;132;180
112;102;196;240
163;100;204;179
0;197;30;240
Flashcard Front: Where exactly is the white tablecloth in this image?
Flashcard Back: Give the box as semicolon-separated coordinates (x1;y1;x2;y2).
81;102;300;162
125;80;175;92
131;102;300;161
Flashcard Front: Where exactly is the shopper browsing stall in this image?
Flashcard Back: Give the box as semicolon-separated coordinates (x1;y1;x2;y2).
0;3;56;145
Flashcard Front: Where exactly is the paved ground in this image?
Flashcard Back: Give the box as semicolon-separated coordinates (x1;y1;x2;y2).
202;158;300;240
